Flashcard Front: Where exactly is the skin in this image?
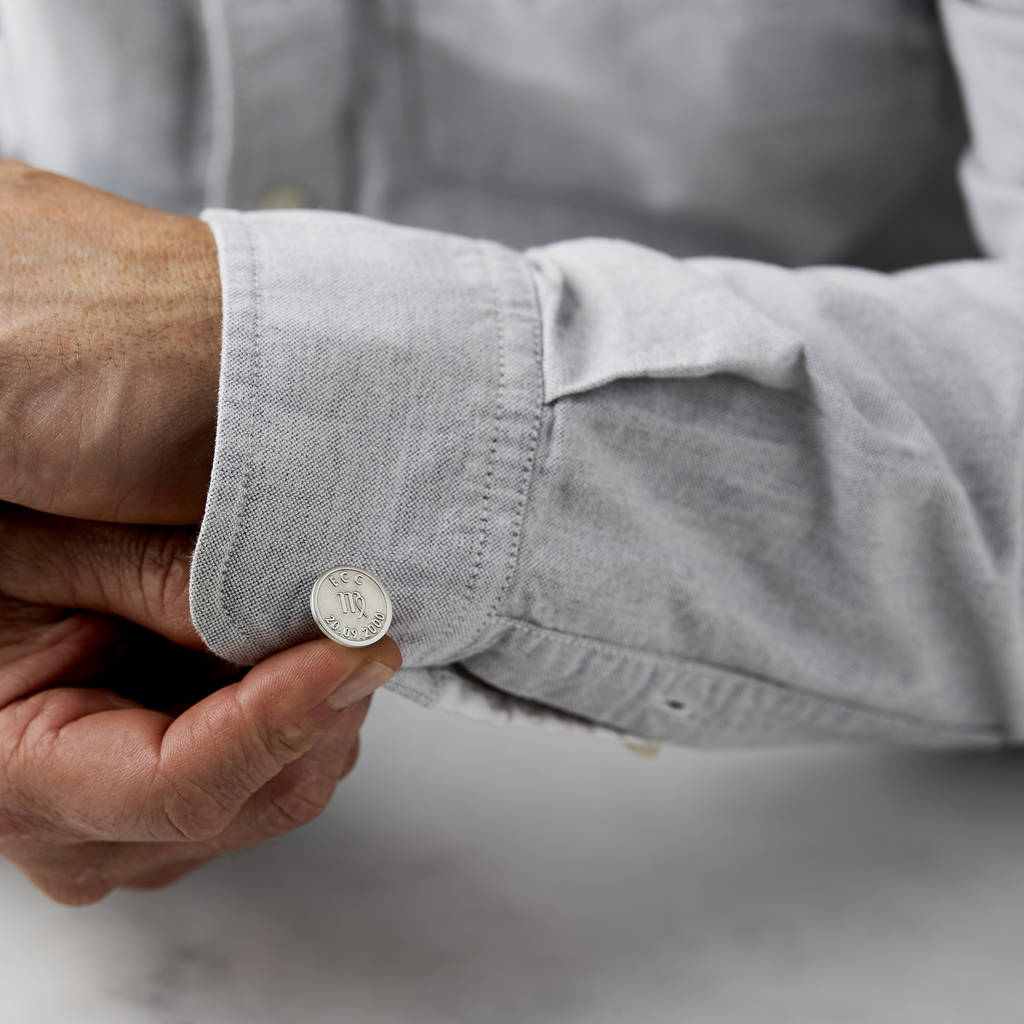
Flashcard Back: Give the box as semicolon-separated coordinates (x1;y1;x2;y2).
0;159;221;523
0;161;404;901
0;503;402;904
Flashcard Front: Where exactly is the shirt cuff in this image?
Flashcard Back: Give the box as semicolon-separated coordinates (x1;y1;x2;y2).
189;208;544;710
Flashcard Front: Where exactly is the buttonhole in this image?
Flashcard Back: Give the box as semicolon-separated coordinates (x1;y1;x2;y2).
665;699;687;712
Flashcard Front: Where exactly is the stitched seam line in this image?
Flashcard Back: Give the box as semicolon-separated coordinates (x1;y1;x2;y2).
464;250;545;653
494;257;545;614
216;213;262;650
383;677;436;709
461;238;506;609
490;615;1001;738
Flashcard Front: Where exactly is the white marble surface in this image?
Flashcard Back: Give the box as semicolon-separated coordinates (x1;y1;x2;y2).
3;691;1024;1023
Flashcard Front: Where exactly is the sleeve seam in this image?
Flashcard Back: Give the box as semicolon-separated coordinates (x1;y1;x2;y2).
460;238;508;611
462;244;546;656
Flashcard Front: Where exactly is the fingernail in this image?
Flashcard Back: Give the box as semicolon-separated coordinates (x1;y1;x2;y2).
326;659;395;711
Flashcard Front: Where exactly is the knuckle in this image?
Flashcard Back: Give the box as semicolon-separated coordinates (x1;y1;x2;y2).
251;715;313;767
199;695;272;797
138;528;195;635
233;689;314;777
161;799;223;843
156;695;284;842
157;769;233;842
266;777;334;833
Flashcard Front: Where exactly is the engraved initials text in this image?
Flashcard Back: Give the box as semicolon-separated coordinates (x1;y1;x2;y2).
329;571;365;588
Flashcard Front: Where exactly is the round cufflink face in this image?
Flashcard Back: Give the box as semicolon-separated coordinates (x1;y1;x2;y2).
310;566;393;647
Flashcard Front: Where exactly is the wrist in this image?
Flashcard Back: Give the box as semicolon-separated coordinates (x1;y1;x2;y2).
0;164;224;525
128;215;222;522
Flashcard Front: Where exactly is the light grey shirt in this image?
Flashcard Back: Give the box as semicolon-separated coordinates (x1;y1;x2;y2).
2;0;1023;747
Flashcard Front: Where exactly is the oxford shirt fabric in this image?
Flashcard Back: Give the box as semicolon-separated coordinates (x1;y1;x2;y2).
2;0;1023;747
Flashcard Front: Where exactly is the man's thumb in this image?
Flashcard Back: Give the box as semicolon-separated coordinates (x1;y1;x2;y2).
0;502;203;648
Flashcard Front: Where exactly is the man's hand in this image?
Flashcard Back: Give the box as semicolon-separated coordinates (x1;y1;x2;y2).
0;159;221;523
0;504;400;904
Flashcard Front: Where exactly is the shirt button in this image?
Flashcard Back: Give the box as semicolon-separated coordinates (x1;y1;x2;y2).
623;739;662;758
256;182;312;209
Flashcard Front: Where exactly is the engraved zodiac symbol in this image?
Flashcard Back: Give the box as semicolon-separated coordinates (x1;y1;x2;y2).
337;591;367;618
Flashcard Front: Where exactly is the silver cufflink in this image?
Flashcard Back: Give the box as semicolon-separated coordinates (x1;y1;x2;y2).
310;565;393;647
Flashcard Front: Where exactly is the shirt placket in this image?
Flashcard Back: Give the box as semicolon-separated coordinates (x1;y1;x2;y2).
199;0;354;211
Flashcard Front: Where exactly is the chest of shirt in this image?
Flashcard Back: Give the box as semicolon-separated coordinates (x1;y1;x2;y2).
0;0;963;263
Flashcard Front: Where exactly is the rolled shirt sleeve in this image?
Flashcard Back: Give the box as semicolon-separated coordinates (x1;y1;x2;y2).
192;209;542;668
191;208;577;729
189;0;1024;748
190;202;1023;748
